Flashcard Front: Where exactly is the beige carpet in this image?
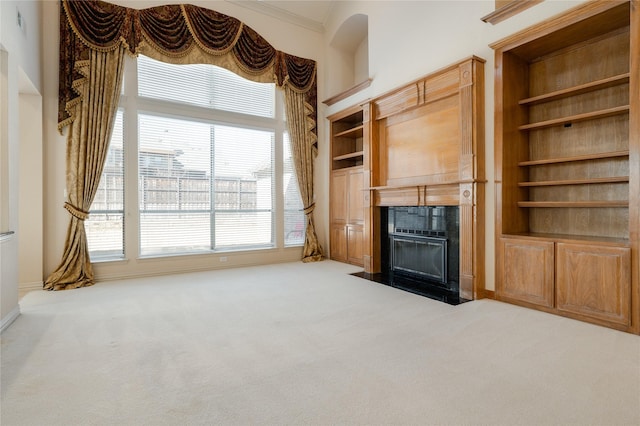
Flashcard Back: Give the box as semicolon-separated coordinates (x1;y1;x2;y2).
2;260;639;425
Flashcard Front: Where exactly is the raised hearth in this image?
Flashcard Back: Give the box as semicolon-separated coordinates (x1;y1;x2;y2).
354;206;464;305
352;271;468;306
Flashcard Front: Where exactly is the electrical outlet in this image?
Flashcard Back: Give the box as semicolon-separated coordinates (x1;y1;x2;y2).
219;256;227;262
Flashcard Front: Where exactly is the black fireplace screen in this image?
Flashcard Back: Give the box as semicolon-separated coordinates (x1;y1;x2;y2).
385;206;459;291
391;235;447;284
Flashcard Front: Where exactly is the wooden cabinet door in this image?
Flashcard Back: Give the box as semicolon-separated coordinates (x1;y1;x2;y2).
330;224;348;262
498;238;555;308
330;170;348;225
347;225;364;266
556;243;631;327
348;168;364;225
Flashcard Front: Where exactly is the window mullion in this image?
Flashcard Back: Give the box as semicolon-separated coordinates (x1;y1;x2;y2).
124;55;139;259
210;126;215;250
274;127;284;248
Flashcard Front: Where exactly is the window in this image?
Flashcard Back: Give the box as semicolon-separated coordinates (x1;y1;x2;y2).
283;133;305;246
86;110;124;258
86;55;305;259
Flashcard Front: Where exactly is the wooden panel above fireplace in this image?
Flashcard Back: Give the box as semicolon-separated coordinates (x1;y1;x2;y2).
363;56;486;300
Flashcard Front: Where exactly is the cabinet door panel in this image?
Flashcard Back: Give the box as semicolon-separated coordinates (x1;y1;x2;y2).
348;169;364;224
330;170;348;224
330;224;348;262
556;243;631;326
347;225;364;266
498;238;554;308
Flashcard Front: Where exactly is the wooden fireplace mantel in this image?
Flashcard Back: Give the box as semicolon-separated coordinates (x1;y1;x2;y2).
362;56;486;300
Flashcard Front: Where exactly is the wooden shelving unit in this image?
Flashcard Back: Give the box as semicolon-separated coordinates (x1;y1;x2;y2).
330;108;364;171
491;0;639;334
518;176;629;187
518;105;629;130
518;150;629;166
328;105;366;266
518;73;630;105
333;151;364;162
517;201;628;208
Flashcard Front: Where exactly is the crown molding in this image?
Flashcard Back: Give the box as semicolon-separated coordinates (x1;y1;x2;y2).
227;1;325;33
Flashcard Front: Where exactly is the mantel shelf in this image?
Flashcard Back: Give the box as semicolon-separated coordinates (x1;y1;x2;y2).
334;125;364;138
517;201;628;208
519;176;629;187
519;150;629;166
519;73;630;105
333;151;364;161
519;105;629;131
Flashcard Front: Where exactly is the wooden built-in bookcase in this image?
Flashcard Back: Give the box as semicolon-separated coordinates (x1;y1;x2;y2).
492;0;639;333
328;105;366;267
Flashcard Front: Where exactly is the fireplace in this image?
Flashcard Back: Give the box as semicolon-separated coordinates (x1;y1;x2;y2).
391;234;447;284
386;206;459;292
352;206;463;304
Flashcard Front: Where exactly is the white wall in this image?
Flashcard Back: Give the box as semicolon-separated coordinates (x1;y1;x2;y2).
0;0;41;332
322;0;589;291
19;91;43;291
354;35;369;84
41;0;325;281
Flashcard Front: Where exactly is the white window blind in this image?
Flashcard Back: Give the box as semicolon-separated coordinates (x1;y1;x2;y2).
138;55;275;118
86;109;124;259
137;54;281;257
138;115;275;255
212;125;274;249
138;114;212;255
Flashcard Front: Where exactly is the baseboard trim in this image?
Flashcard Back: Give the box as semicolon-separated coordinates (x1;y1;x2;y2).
19;281;43;299
1;305;20;334
19;281;43;291
483;289;496;299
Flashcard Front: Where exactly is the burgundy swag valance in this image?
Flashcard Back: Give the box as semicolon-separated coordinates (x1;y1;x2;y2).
58;0;317;136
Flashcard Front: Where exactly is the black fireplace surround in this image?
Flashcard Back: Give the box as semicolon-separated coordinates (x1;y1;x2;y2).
354;206;464;305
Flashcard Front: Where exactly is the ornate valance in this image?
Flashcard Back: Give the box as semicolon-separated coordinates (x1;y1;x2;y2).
58;0;317;137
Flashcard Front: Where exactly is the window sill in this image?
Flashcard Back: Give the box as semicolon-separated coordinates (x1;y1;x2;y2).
136;245;280;262
0;230;15;243
91;256;128;265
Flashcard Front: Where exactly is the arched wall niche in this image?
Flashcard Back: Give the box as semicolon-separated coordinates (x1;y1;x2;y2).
326;13;369;102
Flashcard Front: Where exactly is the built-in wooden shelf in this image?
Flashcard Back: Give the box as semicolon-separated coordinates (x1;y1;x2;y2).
334;125;364;139
519;73;630;105
492;0;638;334
503;232;630;246
333;151;364;161
519;105;630;131
519;150;629;166
518;201;628;208
519;176;629;187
